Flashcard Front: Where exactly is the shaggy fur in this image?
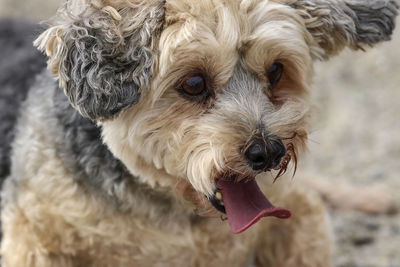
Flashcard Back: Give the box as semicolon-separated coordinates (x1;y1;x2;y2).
0;19;46;181
0;0;398;266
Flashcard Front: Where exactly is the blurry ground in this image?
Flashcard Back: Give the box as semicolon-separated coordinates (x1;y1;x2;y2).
0;1;399;266
300;17;400;267
0;0;62;21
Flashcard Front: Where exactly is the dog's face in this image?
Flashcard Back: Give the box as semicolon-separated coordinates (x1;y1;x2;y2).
36;0;397;233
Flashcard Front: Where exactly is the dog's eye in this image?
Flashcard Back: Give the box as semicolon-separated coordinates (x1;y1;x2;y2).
267;62;283;90
178;74;207;97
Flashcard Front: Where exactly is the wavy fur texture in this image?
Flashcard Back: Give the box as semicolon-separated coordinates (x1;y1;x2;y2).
35;0;165;120
0;0;397;266
289;0;399;58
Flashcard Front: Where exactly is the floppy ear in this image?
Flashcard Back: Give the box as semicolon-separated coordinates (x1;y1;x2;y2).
290;0;398;59
35;0;165;120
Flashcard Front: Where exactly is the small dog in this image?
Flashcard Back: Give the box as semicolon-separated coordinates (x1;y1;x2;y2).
0;0;397;266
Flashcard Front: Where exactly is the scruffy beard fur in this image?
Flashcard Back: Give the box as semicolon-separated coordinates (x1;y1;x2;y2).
102;0;312;205
1;0;397;266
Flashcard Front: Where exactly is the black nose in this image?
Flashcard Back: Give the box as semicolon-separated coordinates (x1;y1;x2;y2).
245;139;286;171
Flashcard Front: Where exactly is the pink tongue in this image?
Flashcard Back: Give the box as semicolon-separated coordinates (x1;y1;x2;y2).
218;179;291;234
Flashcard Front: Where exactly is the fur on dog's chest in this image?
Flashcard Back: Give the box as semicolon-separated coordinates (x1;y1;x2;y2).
0;74;257;266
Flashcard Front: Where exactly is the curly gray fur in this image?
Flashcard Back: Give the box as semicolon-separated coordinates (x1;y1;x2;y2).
290;0;398;58
42;2;165;120
346;0;398;44
0;18;170;212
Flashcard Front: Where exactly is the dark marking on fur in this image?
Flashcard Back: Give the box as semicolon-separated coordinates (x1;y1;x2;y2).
53;86;129;193
52;86;179;213
0;16;178;217
346;0;398;45
0;19;46;183
41;3;166;120
291;0;398;58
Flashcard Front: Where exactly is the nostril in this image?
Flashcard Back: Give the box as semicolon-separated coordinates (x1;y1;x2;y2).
253;154;266;163
245;143;268;170
268;139;286;167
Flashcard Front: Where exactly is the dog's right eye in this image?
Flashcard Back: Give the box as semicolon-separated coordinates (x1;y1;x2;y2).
267;62;283;90
178;74;207;98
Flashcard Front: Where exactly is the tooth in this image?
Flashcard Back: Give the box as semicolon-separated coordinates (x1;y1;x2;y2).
215;192;222;200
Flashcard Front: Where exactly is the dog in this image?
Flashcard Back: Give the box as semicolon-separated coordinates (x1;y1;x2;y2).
0;0;397;266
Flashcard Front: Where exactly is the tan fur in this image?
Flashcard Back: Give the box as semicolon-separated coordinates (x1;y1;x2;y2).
3;0;396;265
102;0;313;196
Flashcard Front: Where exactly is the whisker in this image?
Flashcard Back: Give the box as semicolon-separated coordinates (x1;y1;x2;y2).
291;148;298;178
274;141;299;182
306;137;320;145
281;132;298;141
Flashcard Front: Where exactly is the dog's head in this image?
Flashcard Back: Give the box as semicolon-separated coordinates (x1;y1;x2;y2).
35;0;398;233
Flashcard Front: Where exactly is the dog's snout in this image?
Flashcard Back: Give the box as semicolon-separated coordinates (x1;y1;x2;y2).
245;138;286;171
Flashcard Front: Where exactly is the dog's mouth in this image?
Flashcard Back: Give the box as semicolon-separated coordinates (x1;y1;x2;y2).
207;142;297;233
209;177;291;234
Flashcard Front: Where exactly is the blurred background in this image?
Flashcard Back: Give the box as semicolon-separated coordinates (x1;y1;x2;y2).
0;1;399;266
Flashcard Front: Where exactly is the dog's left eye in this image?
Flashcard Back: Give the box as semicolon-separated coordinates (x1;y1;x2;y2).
267;62;283;90
178;74;207;97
